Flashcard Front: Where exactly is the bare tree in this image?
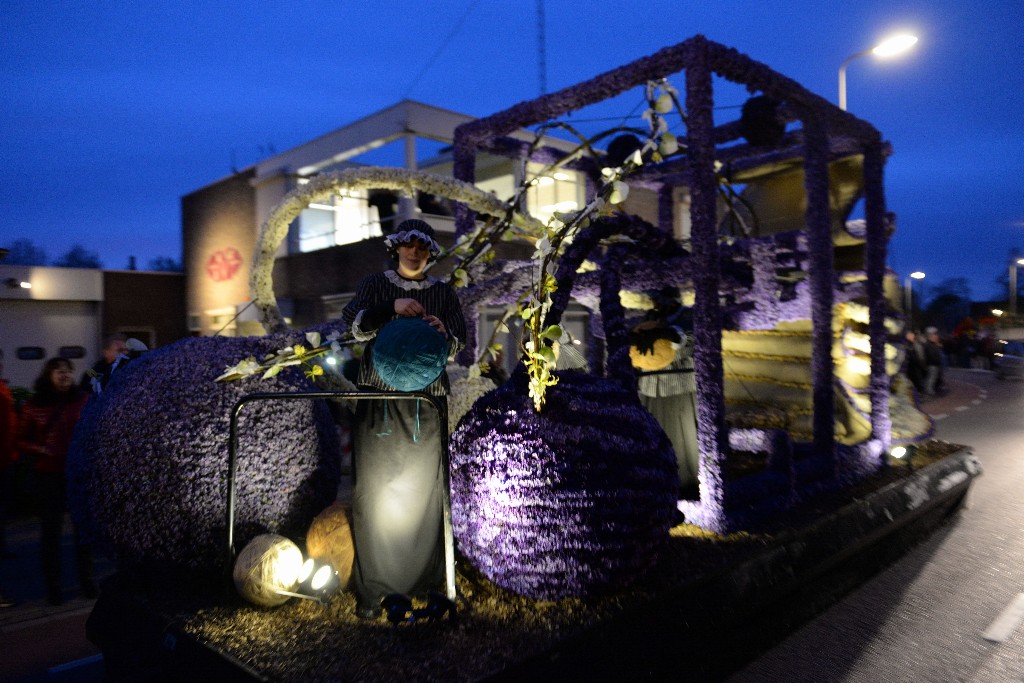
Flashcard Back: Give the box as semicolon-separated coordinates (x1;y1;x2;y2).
53;244;102;268
3;238;47;265
147;256;183;272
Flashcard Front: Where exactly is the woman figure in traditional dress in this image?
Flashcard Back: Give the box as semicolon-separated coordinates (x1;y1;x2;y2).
631;288;699;499
341;219;466;619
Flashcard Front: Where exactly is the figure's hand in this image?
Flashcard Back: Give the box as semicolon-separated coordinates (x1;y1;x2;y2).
423;314;447;337
394;298;424;317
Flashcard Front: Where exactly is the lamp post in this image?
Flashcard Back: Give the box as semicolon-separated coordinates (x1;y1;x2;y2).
905;271;925;330
838;33;918;111
1010;257;1024;315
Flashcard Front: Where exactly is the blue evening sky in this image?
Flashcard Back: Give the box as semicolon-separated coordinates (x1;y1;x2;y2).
2;1;1021;301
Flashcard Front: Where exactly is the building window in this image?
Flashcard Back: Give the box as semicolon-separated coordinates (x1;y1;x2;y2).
675;189;692;243
59;346;87;359
16;347;45;361
297;188;382;253
524;162;582;226
472;160;583;227
118;328;155;349
322;293;355;323
207;307;238;337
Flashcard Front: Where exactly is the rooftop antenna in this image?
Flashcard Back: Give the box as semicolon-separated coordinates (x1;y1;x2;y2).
537;0;547;95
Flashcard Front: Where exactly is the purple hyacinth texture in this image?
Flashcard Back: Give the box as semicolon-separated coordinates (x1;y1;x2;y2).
66;335;341;579
450;370;678;600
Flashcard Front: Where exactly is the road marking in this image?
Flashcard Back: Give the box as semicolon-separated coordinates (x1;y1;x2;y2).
49;654;103;674
932;414;948;420
982;593;1024;643
971;399;982;405
955;406;969;412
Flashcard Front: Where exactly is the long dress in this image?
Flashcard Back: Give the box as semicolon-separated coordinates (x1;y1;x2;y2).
637;329;699;497
341;270;466;609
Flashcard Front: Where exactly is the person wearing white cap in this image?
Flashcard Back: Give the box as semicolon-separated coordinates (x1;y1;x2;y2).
341;219;466;620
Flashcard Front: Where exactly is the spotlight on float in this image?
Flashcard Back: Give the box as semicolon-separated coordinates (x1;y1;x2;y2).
272;557;341;604
890;444;917;470
295;557;340;603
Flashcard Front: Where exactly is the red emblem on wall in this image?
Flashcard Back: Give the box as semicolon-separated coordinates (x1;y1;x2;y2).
206;248;243;282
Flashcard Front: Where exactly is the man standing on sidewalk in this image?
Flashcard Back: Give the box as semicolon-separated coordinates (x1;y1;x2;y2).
923;327;946;397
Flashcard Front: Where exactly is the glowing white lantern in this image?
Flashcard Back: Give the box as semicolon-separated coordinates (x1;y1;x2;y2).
233;534;304;607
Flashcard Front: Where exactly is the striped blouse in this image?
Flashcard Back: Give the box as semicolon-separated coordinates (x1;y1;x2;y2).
636;329;696;397
341;270;466;396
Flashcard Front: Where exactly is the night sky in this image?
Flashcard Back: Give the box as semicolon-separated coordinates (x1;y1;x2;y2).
3;0;1021;302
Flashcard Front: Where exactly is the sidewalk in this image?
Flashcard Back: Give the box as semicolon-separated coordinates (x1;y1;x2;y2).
0;477;352;682
0;516;114;683
916;368;989;421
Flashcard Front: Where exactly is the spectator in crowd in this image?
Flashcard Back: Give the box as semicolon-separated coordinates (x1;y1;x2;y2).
902;330;927;395
80;334;128;394
923;327;946;396
0;349;16;559
956;330;977;369
0;350;17;607
977;331;997;370
17;358;94;604
632;288;700;499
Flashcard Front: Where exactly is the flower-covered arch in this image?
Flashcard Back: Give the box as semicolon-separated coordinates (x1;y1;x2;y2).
250;167;545;333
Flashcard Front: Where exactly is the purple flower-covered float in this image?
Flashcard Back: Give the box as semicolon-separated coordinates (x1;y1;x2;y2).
450;34;911;538
76;34;980;683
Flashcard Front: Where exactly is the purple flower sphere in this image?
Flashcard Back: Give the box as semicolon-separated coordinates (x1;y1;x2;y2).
67;335;341;580
450;369;678;599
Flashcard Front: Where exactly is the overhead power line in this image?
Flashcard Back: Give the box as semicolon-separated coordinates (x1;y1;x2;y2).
401;0;482;99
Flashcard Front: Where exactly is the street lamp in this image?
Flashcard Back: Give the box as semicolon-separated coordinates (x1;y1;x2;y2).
905;271;925;330
1010;257;1024;315
838;33;918;111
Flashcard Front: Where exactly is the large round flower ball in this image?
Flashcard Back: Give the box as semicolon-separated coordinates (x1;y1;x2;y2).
450;369;678;600
67;334;341;580
305;502;355;590
233;533;304;607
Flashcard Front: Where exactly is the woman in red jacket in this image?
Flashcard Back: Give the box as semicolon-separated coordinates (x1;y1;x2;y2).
0;350;17;607
17;357;93;605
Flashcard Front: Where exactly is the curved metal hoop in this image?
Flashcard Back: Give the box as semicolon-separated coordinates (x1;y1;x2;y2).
250;167;544;332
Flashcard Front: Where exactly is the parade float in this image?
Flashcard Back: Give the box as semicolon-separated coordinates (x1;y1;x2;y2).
74;35;979;681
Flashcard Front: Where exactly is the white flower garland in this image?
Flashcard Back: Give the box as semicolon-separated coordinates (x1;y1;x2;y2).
446;364;499;432
250;167;545;333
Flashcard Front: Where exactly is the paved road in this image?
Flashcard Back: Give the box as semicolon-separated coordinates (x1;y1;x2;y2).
729;368;1024;683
